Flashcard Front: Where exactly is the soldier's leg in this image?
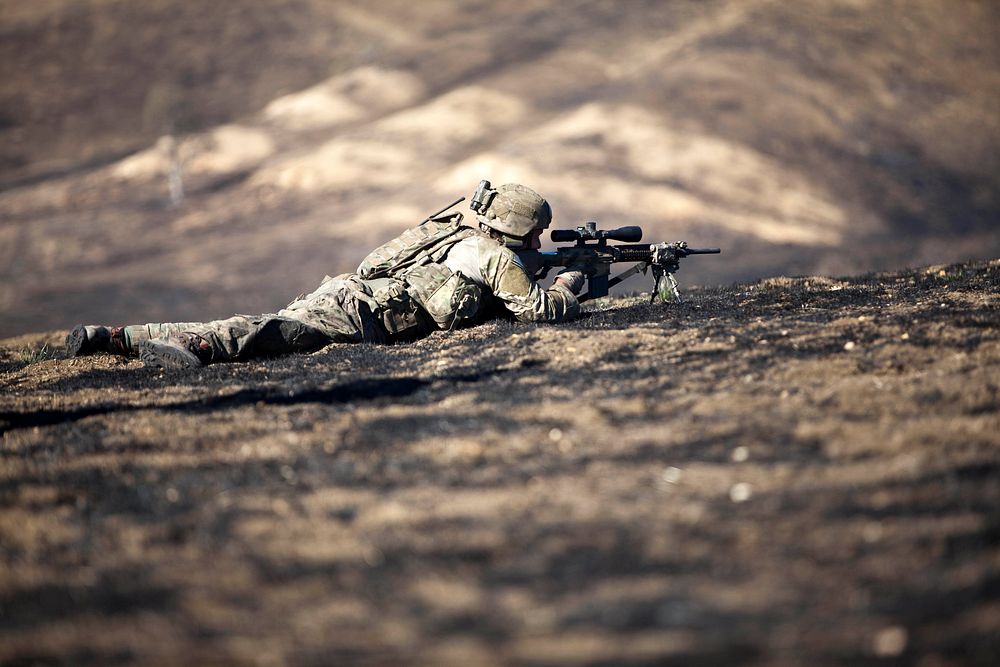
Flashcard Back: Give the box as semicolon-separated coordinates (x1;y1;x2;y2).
135;313;335;368
66;322;205;357
139;276;390;369
187;314;336;362
278;276;390;345
122;322;209;352
68;316;326;360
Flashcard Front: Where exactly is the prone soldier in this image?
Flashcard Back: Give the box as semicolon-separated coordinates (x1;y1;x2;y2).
66;182;587;369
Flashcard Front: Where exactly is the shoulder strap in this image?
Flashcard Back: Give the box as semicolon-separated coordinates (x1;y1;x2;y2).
357;213;473;279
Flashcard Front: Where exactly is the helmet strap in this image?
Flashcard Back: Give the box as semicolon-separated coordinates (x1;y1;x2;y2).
478;222;523;247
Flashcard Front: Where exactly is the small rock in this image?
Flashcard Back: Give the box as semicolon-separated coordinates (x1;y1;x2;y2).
873;626;907;657
548;428;563;442
661;467;682;484
843;341;856;351
729;482;752;502
363;547;385;567
731;446;749;463
863;522;883;543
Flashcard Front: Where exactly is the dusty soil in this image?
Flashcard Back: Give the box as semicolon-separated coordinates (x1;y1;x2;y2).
1;260;998;665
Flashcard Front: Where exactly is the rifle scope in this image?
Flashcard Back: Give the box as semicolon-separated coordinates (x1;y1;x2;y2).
551;223;643;244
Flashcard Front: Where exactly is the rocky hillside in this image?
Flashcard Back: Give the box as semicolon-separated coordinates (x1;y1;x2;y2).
2;0;999;337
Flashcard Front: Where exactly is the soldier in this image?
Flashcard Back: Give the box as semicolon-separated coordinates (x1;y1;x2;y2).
66;182;586;369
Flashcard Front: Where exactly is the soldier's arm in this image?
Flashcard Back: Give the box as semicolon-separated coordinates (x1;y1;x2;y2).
478;240;580;323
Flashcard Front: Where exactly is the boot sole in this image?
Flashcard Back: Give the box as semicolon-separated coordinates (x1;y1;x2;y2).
139;340;204;369
65;325;89;357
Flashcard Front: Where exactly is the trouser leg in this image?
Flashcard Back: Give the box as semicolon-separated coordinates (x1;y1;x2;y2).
279;276;390;345
130;276;391;364
182;314;337;363
124;316;331;363
123;323;206;353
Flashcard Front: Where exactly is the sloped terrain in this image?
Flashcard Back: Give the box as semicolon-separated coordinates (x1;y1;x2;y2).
1;260;998;665
2;0;1000;337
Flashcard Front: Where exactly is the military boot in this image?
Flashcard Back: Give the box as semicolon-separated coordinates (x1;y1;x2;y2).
65;325;129;357
138;333;213;369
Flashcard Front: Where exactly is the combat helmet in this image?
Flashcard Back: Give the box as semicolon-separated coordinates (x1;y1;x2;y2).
470;180;552;239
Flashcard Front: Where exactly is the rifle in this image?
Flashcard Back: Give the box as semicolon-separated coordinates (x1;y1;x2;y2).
521;222;720;303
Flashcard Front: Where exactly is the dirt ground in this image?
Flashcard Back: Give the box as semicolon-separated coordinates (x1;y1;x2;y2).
1;259;998;665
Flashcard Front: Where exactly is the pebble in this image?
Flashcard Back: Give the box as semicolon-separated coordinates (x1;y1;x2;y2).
731;446;749;462
661;467;682;484
873;626;908;657
729;482;752;502
863;522;883;543
843;341;856;351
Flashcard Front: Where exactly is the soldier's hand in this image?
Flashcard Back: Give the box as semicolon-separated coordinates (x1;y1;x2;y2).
554;269;585;295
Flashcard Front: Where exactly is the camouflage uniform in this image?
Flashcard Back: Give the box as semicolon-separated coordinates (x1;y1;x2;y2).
118;212;579;364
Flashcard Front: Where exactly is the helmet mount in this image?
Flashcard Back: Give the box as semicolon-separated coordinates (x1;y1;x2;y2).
469;180;497;216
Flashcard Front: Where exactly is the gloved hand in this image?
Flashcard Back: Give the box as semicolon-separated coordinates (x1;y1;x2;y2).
554;268;586;295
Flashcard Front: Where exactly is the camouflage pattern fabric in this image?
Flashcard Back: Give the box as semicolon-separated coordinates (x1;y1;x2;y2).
446;234;579;323
125;275;388;362
125;222;579;363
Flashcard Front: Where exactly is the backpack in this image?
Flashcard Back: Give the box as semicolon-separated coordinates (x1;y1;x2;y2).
357;213;483;331
357;214;472;279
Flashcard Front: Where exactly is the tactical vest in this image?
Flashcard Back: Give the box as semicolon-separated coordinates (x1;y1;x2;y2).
357;214;483;333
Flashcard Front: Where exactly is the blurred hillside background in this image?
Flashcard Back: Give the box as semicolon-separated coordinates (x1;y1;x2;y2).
1;0;998;337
